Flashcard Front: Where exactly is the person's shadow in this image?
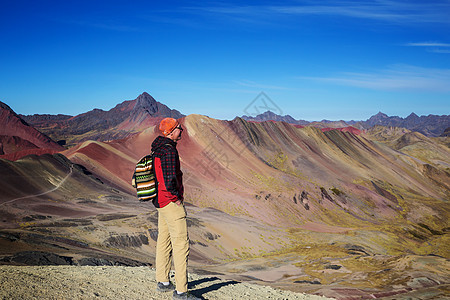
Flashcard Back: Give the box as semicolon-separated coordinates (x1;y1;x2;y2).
188;277;240;299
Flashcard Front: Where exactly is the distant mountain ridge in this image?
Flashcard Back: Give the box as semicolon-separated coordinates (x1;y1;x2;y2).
363;112;450;137
21;92;184;146
242;111;309;125
242;110;450;137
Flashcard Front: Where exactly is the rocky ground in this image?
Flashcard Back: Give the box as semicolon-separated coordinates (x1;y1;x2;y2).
0;265;332;300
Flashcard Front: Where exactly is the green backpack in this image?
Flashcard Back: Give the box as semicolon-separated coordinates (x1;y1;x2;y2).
131;144;171;202
131;153;156;202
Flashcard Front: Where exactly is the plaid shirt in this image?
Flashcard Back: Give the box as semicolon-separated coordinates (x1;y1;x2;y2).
151;136;183;207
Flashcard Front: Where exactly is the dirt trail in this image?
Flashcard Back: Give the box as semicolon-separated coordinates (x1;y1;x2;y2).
0;164;73;206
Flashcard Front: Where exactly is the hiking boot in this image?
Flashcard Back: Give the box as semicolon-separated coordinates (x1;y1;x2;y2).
172;290;200;300
156;281;175;292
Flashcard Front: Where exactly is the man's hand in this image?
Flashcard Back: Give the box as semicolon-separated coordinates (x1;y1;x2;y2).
174;199;182;205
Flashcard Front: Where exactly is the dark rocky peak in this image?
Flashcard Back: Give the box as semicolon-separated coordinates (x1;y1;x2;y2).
366;112;403;127
133;92;158;114
259;111;295;122
406;112;419;119
369;112;389;120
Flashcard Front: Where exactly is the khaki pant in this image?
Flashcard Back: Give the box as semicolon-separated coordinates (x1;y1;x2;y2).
155;202;190;292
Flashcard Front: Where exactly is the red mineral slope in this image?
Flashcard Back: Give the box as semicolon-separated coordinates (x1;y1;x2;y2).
0;135;38;155
0;148;61;161
9;112;446;255
62;140;139;193
0;101;64;160
61;117;197;194
321;126;361;135
60;115;448;232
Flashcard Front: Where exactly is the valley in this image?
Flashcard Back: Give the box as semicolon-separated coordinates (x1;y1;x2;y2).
0;93;449;299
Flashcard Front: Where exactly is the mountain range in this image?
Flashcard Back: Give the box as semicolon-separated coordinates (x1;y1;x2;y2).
242;110;450;137
362;112;450;137
20;92;184;147
1;92;449;299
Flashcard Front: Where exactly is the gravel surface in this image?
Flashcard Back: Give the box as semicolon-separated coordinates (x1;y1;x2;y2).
0;266;332;299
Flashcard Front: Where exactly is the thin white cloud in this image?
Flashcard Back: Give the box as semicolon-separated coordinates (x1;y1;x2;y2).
430;49;450;54
405;42;450;54
268;4;407;21
406;42;450;47
188;1;450;25
302;65;450;92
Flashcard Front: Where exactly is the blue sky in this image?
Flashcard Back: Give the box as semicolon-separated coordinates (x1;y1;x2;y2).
1;0;449;121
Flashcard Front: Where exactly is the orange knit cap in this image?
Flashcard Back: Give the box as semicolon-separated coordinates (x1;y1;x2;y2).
159;118;179;136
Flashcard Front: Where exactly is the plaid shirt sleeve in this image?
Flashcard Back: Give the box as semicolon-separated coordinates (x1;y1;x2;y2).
159;145;181;198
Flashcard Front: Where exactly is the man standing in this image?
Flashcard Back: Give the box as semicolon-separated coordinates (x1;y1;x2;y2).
152;118;198;300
